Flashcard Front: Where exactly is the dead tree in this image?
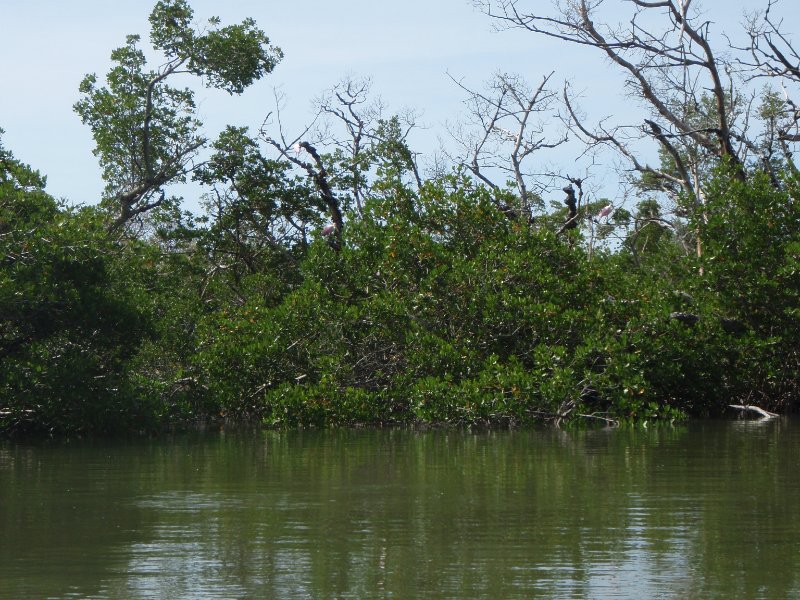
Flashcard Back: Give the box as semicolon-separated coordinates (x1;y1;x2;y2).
262;77;422;241
481;0;741;168
317;76;379;215
738;0;800;177
260;87;344;247
448;71;567;221
477;0;763;258
261;134;344;247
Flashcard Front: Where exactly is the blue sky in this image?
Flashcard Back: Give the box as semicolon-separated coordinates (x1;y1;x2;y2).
1;0;797;209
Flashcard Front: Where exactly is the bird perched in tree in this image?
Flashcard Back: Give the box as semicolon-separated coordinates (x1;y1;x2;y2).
597;204;613;219
320;223;336;236
563;185;578;229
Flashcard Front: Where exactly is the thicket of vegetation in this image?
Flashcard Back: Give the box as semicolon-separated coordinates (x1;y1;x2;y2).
3;0;800;435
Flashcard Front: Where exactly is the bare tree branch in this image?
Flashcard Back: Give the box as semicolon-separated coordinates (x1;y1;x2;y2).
448;71;566;219
479;0;744;190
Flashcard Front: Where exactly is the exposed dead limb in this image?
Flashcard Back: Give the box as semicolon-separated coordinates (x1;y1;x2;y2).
449;71;566;219
644;119;695;201
481;0;746;204
262;136;342;244
318;76;376;213
576;413;620;427
262;97;344;246
299;142;344;236
735;1;800;172
264;78;421;221
562;85;690;200
741;1;800;83
729;404;779;418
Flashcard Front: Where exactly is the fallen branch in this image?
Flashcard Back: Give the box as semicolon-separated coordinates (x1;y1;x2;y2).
577;413;620;427
728;404;779;419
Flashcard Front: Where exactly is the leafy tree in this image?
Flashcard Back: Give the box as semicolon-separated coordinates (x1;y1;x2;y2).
193;126;322;306
0;134;150;434
75;0;282;231
696;166;800;408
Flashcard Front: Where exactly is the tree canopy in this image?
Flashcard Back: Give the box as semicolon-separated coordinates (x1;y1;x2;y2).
74;0;282;231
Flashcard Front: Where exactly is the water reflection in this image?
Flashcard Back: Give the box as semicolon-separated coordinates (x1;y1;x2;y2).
1;421;799;598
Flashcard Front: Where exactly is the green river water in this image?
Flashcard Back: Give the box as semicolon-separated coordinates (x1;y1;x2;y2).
1;420;799;599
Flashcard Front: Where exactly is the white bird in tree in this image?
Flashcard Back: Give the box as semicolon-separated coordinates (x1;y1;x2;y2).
320;223;336;236
492;125;520;144
597;204;613;220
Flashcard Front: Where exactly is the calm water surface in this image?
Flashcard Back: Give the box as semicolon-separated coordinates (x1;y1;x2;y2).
2;421;800;599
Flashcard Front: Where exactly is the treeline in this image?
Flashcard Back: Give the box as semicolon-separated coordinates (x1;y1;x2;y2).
2;0;800;435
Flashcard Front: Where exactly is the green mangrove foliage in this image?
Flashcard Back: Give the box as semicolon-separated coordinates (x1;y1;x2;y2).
74;0;281;231
4;134;800;434
3;0;800;435
0;137;152;433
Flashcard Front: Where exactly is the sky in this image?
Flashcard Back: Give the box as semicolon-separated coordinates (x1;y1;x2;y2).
1;0;797;210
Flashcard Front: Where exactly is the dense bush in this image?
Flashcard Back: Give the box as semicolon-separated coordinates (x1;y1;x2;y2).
191;177;719;427
0;141;152;434
6;143;800;435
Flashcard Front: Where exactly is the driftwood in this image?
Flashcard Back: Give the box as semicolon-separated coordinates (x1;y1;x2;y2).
576;413;620;427
728;404;779;419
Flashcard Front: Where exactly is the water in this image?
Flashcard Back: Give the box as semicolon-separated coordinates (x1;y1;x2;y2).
2;421;800;599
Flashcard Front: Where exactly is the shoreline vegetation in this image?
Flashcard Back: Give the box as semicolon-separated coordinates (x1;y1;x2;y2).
3;0;800;436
